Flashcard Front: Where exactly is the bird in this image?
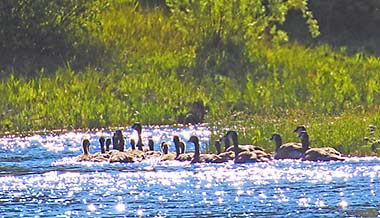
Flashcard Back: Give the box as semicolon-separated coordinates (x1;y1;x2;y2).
270;133;304;160
108;130;145;163
75;139;108;162
214;140;234;161
131;122;149;152
222;131;266;154
173;136;193;161
298;131;345;161
105;138;111;152
160;142;177;161
145;139;162;158
223;130;271;163
112;130;125;152
75;139;92;162
293;125;307;134
90;136;110;161
188;136;225;163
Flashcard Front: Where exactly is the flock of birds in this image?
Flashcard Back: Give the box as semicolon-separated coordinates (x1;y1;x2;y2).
76;123;345;164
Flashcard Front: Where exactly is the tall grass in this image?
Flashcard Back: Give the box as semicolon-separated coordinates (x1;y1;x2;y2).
2;1;380;156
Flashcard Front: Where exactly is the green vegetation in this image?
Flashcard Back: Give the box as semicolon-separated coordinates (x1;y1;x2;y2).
1;0;380;156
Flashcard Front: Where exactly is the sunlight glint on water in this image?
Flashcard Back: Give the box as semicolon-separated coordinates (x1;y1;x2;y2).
0;125;380;217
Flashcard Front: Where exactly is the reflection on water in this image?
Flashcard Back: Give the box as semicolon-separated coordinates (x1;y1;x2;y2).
0;125;380;217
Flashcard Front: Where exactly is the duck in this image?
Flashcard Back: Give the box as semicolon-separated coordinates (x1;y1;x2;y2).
160;142;177;161
222;131;266;154
214;140;234;161
298;131;345;161
270;133;304;160
173;136;193;161
188;136;225;163
131;122;149;152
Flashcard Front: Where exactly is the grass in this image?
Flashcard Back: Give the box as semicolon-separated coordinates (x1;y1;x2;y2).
2;1;380;156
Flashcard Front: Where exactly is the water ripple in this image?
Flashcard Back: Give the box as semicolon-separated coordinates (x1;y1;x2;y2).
0;126;380;217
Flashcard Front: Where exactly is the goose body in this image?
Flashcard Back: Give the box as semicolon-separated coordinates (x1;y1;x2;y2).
270;133;304;160
214;140;234;161
188;136;225;163
76;139;108;162
145;139;162;158
222;131;267;154
75;139;92;162
173;136;193;161
298;131;345;161
160;142;177;161
224;131;271;163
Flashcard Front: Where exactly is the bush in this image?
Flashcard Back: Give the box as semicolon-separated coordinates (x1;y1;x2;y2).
0;0;108;76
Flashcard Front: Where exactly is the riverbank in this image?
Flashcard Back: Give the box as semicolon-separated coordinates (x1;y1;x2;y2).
1;1;380;156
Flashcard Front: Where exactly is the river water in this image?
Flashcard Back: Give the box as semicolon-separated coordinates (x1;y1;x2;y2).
0;125;380;217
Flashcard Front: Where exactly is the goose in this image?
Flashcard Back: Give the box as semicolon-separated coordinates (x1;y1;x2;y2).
105;138;111;152
131;122;149;152
298;131;345;161
90;136;111;161
188;136;225;163
145;139;162;158
293;125;307;134
222;131;271;163
129;139;136;150
112;130;125;152
223;131;266;154
76;139;108;162
214;140;234;161
75;139;92;162
173;136;193;161
160;142;177;161
270;133;304;160
223;130;271;162
109;131;144;163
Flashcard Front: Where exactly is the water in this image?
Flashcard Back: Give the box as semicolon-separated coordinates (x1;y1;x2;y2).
1;125;380;217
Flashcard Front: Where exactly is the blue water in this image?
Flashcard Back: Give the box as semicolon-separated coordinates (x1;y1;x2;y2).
1;125;380;217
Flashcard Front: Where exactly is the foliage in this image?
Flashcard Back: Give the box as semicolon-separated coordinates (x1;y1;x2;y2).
165;0;319;78
2;1;380;156
0;0;108;75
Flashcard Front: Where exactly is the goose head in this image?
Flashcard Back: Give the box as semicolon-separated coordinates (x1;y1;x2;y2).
293;125;307;134
82;139;90;155
161;142;169;154
105;138;111;151
131;122;142;135
270;133;282;152
99;136;106;153
188;135;200;157
148;139;154;151
173;136;186;154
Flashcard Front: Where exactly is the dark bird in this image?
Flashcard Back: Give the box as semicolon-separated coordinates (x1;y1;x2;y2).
223;130;271;163
173;136;193;161
188;136;225;163
270;133;304;160
298;131;345;161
